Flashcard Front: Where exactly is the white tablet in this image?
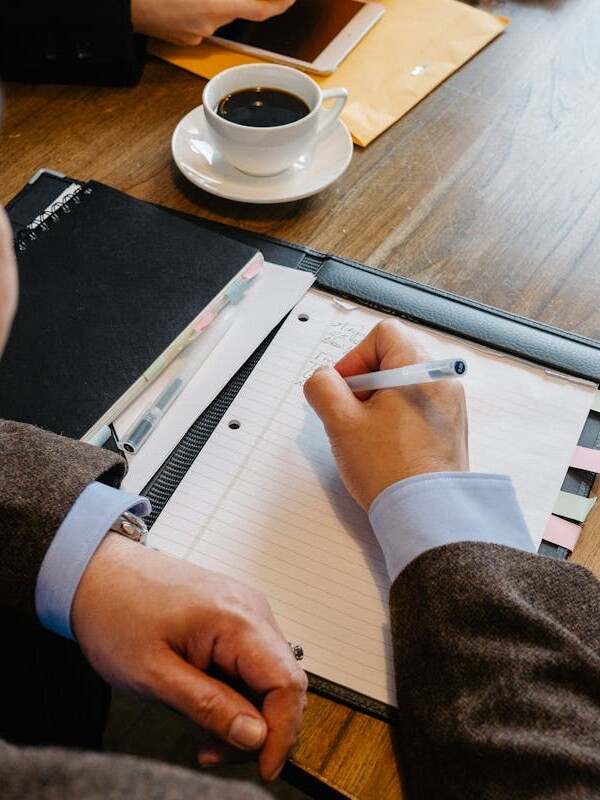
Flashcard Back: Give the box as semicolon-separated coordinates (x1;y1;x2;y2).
207;0;385;75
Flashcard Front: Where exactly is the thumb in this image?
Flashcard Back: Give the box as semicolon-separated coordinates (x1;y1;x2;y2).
159;651;267;751
303;366;360;432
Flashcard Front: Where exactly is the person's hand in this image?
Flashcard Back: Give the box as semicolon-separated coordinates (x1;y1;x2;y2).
303;319;469;510
72;534;307;781
131;0;296;46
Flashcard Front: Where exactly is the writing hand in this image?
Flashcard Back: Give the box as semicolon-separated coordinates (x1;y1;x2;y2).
72;534;307;781
132;0;296;47
304;319;469;510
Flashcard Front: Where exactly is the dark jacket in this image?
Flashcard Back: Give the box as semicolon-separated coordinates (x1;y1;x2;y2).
0;1;145;86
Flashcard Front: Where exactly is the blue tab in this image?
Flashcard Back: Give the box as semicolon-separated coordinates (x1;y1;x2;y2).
224;279;248;304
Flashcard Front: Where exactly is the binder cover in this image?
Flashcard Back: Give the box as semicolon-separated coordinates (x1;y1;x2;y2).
6;170;600;721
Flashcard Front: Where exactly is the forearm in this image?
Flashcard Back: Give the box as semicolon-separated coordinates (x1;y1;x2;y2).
0;420;126;623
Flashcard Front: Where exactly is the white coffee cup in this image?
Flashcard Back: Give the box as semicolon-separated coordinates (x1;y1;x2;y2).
202;64;348;177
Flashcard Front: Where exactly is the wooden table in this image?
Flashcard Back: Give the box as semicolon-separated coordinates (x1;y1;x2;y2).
2;0;600;796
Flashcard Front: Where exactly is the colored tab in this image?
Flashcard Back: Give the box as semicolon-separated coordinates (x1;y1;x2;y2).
175;329;198;351
542;515;581;551
591;390;600;413
570;446;600;473
194;312;216;332
242;252;264;279
225;279;248;304
144;355;167;382
87;425;112;448
552;491;596;523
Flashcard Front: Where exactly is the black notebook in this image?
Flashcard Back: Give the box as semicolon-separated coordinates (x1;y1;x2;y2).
3;173;261;441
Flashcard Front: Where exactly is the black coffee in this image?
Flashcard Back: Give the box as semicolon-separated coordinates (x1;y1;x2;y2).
216;87;310;127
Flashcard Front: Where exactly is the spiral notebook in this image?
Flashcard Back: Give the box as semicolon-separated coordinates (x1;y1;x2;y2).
2;172;265;442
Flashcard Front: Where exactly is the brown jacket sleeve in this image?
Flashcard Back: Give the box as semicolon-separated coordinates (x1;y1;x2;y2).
0;420;126;623
390;542;600;799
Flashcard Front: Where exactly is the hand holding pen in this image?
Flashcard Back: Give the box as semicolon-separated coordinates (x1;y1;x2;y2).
304;319;469;510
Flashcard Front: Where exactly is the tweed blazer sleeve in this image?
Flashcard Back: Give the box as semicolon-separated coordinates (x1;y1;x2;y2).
0;420;126;625
390;541;600;799
0;0;145;86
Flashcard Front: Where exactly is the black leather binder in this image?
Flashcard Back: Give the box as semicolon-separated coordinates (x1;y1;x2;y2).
6;170;600;722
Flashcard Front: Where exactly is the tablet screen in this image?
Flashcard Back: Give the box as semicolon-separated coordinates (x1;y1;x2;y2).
214;0;367;63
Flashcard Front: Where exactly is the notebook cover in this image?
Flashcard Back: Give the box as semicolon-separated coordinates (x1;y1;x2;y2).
2;178;260;439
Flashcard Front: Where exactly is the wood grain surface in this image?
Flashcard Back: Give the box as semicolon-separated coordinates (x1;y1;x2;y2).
2;1;599;796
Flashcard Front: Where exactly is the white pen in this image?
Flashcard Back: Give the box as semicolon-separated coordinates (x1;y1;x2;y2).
119;313;234;454
345;358;467;392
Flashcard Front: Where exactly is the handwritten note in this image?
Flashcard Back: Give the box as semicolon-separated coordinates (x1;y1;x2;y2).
148;289;596;706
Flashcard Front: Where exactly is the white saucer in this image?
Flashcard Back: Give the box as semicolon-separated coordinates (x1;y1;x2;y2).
171;105;353;203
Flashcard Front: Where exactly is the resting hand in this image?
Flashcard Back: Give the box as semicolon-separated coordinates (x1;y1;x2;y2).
131;0;296;46
72;534;307;781
303;319;469;510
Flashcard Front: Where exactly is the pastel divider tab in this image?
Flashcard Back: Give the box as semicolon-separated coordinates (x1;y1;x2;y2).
194;312;216;332
225;279;249;304
242;252;264;279
175;328;199;352
144;355;167;382
570;445;600;472
552;491;596;523
543;515;582;551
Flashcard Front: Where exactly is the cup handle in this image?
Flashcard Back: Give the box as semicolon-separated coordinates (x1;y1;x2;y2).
316;88;348;138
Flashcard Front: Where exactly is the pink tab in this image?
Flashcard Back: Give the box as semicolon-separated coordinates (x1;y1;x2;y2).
543;515;581;551
570;445;600;472
193;312;216;332
242;252;264;279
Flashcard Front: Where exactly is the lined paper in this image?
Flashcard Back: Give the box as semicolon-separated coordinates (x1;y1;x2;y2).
149;289;597;706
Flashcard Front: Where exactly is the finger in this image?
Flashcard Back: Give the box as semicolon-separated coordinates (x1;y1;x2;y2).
197;738;256;768
335;319;430;377
257;680;307;781
224;628;307;781
155;650;269;753
236;0;296;22
303;366;361;432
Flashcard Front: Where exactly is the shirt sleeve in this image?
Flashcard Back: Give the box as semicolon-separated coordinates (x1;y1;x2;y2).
368;472;535;583
35;481;151;640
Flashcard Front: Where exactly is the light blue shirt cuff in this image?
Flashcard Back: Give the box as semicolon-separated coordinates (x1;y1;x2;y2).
368;472;535;583
35;481;151;641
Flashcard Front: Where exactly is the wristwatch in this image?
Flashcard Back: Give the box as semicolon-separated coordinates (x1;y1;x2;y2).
109;510;148;545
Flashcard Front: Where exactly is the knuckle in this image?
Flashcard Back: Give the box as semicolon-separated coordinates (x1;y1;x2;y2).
288;667;309;694
191;687;226;728
223;585;265;621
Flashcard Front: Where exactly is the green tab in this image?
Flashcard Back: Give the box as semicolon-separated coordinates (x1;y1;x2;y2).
144;355;167;382
552;491;596;523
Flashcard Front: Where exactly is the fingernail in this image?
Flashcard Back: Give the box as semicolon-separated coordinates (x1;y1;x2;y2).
198;753;221;767
229;714;266;750
268;762;284;782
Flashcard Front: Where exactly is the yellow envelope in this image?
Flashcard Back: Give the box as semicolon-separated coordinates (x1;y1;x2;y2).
149;0;508;147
